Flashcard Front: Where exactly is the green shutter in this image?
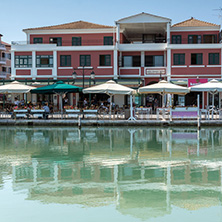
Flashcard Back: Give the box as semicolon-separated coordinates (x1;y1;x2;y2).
209;53;219;65
33;38;43;44
80;55;91;66
105;55;111;66
72;37;81;46
104;36;113;45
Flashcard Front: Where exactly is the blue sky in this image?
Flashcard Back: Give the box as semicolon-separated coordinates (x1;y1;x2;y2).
1;0;222;43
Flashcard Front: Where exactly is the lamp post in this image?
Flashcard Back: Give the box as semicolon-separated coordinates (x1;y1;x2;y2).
72;67;95;106
72;66;94;88
89;71;95;105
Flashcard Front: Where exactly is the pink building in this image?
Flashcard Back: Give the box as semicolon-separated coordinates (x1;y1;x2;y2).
0;34;11;79
11;13;222;107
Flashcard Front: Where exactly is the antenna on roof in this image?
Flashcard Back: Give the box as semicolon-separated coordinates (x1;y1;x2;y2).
212;7;222;29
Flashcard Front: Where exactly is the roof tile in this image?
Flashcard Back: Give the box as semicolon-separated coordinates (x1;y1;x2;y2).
172;17;218;27
24;20;114;31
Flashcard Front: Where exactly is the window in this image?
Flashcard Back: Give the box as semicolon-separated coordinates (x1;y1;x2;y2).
122;56;141;67
72;37;81;46
2;67;6;72
191;53;203;65
7;53;11;60
209;53;219;65
8;67;11;73
33;38;43;44
36;55;53;67
60;55;71;67
15;55;32;68
173;54;185;65
104;36;113;45
2;52;5;58
145;55;164;67
172;35;181;44
188;35;201;44
203;35;217;43
49;37;62;46
99;55;111;66
80;55;91;66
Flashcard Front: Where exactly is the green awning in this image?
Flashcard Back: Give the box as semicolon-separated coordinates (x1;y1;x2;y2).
30;81;82;94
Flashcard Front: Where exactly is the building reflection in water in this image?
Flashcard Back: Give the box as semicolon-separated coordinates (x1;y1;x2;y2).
0;127;222;220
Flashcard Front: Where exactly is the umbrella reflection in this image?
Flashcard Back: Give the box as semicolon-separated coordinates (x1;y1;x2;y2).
1;127;222;220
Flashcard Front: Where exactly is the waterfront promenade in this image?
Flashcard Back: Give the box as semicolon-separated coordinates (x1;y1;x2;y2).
0;118;222;127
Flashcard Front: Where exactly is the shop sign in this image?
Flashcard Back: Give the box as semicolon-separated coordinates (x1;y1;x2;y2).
188;78;208;87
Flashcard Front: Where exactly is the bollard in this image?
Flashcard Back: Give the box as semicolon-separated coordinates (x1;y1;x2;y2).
78;115;81;128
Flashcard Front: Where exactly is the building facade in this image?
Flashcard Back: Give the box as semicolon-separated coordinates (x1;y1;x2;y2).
0;34;11;79
11;13;222;107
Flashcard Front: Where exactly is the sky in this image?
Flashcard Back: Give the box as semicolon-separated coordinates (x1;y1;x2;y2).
1;0;222;44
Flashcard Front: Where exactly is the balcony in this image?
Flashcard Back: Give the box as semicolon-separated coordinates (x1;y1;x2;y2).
0;71;8;78
11;40;115;46
119;67;167;78
171;36;222;44
0;57;6;65
118;42;167;51
0;44;6;51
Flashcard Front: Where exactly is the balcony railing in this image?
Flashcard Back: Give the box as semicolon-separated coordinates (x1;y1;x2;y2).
171;38;221;44
0;57;7;62
121;37;167;44
0;71;8;78
12;40;115;46
0;43;6;50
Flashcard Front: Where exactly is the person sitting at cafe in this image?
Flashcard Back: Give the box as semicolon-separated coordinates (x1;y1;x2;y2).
83;98;88;107
14;97;20;106
43;103;50;119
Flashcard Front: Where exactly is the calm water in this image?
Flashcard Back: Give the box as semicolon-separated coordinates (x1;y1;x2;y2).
0;126;222;222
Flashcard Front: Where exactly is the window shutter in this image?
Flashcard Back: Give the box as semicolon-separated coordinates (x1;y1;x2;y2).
197;54;202;64
105;55;111;66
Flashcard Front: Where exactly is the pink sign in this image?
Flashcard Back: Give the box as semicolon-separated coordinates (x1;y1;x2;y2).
188;78;208;87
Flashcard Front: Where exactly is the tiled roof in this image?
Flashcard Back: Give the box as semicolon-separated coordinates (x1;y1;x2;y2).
1;41;10;46
23;20;114;31
172;17;218;27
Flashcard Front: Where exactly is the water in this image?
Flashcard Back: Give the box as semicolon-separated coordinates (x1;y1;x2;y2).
0;126;222;222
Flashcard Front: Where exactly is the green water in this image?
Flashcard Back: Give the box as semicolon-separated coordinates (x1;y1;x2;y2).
0;126;222;222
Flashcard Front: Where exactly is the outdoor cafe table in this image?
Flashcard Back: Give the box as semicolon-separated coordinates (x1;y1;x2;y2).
65;109;81;118
13;109;28;119
135;108;152;119
30;109;45;118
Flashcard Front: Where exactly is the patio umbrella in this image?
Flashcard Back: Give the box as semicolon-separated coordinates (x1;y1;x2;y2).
0;81;36;108
190;79;222;111
83;80;135;120
31;81;82;118
139;80;190;107
0;81;36;93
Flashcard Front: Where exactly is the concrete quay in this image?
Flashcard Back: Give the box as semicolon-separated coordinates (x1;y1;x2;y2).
0;119;222;127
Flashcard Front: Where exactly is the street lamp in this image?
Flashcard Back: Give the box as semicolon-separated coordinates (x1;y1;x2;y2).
72;71;77;84
90;71;95;86
72;66;95;88
159;71;162;81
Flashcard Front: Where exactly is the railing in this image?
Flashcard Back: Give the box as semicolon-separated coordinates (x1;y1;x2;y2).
11;40;115;46
170;38;221;44
0;72;8;78
0;57;6;62
121;38;167;44
0;44;6;50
